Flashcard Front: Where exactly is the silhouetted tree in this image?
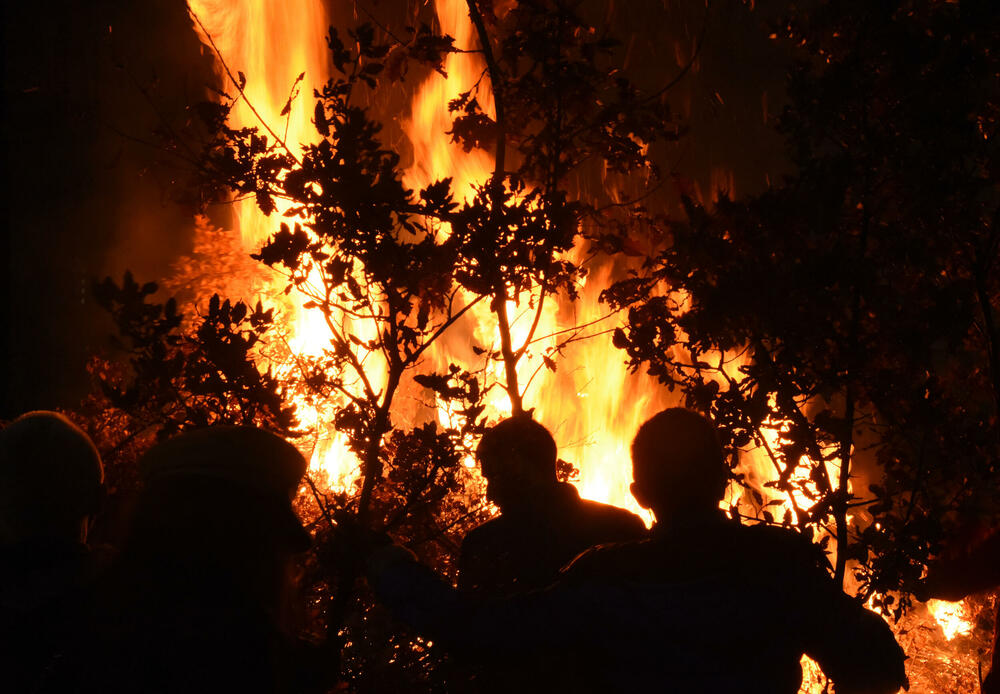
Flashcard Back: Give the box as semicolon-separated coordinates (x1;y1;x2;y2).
84;2;677;689
451;0;677;412
605;0;1000;617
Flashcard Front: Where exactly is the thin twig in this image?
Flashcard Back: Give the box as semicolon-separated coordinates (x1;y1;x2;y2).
188;7;303;168
642;0;712;104
513;286;547;361
408;294;488;363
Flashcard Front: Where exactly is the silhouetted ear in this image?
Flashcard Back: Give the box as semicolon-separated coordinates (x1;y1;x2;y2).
630;481;653;510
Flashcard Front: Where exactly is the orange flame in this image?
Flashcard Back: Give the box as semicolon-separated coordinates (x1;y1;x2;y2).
402;0;681;520
183;2;990;690
188;0;377;486
927;599;974;641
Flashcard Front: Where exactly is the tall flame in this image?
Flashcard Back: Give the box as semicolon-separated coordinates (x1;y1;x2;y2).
403;0;672;520
183;0;851;528
188;0;375;485
183;2;983;691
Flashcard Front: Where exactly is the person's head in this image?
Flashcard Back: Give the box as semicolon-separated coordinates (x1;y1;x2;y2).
128;426;310;611
476;415;558;512
0;411;104;545
630;408;728;521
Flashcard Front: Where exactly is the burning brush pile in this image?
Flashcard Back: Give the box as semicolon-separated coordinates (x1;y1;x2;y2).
71;0;998;692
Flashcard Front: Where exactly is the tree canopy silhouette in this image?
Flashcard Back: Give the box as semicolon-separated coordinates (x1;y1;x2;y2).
605;0;1000;616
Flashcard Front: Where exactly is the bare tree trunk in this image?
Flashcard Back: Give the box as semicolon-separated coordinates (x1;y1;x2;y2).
833;391;855;587
975;216;1000;426
466;0;523;415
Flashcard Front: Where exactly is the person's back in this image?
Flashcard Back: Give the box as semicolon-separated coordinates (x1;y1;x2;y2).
555;407;905;693
559;517;903;692
459;480;645;593
459;416;645;594
0;411;105;693
365;408;906;694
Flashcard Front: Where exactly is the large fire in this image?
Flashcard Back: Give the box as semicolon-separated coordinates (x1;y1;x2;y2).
185;1;987;691
927;599;974;642
188;0;670;518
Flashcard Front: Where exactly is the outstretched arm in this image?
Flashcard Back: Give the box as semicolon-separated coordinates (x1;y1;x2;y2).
918;530;1000;602
805;592;908;694
366;544;589;656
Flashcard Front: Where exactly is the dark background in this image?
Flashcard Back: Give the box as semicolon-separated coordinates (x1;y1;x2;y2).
2;1;213;418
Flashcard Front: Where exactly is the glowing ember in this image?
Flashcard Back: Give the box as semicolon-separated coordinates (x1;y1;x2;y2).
927;599;974;641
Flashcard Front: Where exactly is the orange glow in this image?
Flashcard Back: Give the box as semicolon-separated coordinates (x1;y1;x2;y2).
927;599;974;641
188;0;373;485
184;0;825;528
185;0;679;517
402;0;673;520
183;2;988;690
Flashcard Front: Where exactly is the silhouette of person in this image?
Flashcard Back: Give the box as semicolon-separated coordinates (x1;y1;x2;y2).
0;411;106;693
915;528;1000;693
363;408;908;694
459;415;646;594
73;426;328;694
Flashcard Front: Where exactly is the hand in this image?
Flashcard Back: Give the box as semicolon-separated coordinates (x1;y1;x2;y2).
317;512;392;574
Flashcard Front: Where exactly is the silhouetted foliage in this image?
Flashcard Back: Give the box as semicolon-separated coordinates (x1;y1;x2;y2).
87;271;295;437
82;2;676;689
448;0;678;412
605;0;1000;616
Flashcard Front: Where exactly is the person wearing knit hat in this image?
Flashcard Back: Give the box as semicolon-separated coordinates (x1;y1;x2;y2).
0;411;106;692
137;425;311;551
0;410;104;545
74;425;329;694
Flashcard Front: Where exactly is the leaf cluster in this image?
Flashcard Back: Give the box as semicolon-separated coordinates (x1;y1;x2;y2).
90;271;297;440
128;4;685;686
604;0;1000;611
454;0;679;188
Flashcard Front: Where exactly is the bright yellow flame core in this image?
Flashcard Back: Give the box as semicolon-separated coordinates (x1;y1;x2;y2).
183;3;991;691
188;0;675;515
188;0;378;482
927;599;974;641
186;0;841;535
402;0;675;521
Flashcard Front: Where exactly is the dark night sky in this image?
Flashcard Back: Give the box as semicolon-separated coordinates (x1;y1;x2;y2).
1;0;791;419
2;0;216;418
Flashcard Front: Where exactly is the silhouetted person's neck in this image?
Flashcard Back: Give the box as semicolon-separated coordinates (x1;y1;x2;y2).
496;480;571;517
652;506;728;533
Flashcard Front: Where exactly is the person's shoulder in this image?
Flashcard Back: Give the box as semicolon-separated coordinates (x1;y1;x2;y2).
581;497;645;524
459;516;508;551
572;493;647;535
741;522;814;548
559;538;656;582
740;523;831;573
